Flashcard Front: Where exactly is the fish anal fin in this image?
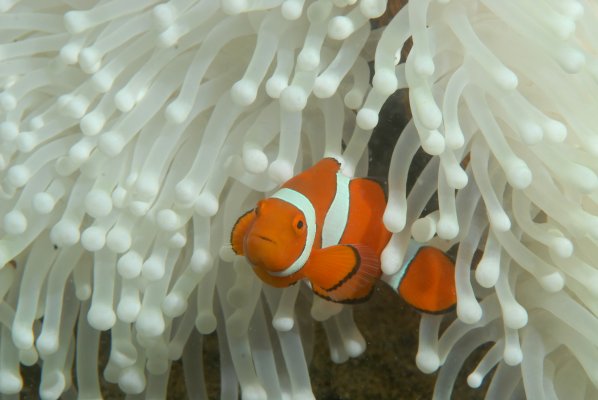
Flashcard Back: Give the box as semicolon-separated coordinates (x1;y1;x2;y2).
307;245;382;304
230;209;256;256
398;246;457;313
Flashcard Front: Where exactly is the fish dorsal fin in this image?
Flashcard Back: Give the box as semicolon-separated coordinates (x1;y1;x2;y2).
230;209;256;256
307;244;382;303
283;158;341;187
398;246;457;313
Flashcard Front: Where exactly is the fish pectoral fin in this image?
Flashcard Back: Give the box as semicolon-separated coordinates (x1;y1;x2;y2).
307;245;382;304
230;209;256;256
305;245;359;289
398;246;457;314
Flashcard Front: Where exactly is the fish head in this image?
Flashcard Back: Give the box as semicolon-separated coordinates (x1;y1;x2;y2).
244;198;308;274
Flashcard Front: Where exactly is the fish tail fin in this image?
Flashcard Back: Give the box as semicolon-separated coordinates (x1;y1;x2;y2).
394;246;457;314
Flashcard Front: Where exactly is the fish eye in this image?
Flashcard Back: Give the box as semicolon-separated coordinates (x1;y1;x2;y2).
291;215;305;234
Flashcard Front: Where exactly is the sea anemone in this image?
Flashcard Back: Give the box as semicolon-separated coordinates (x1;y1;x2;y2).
379;0;598;398
0;0;381;398
0;0;597;399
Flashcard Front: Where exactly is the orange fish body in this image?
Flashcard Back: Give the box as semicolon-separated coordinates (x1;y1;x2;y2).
231;158;457;310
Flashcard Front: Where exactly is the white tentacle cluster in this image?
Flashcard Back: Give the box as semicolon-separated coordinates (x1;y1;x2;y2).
378;0;598;398
1;0;598;398
0;0;377;398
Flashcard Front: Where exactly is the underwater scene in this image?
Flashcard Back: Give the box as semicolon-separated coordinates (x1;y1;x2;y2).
0;0;597;399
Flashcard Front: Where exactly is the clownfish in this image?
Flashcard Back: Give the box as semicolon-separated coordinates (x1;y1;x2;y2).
231;158;457;312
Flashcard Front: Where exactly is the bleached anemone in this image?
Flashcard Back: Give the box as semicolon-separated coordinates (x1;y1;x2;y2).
376;0;598;398
2;0;598;398
0;0;385;398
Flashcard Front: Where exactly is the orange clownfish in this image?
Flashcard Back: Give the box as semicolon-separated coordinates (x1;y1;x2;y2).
231;158;457;312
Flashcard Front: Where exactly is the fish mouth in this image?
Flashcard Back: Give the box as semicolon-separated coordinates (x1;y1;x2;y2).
245;234;276;266
256;235;275;244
